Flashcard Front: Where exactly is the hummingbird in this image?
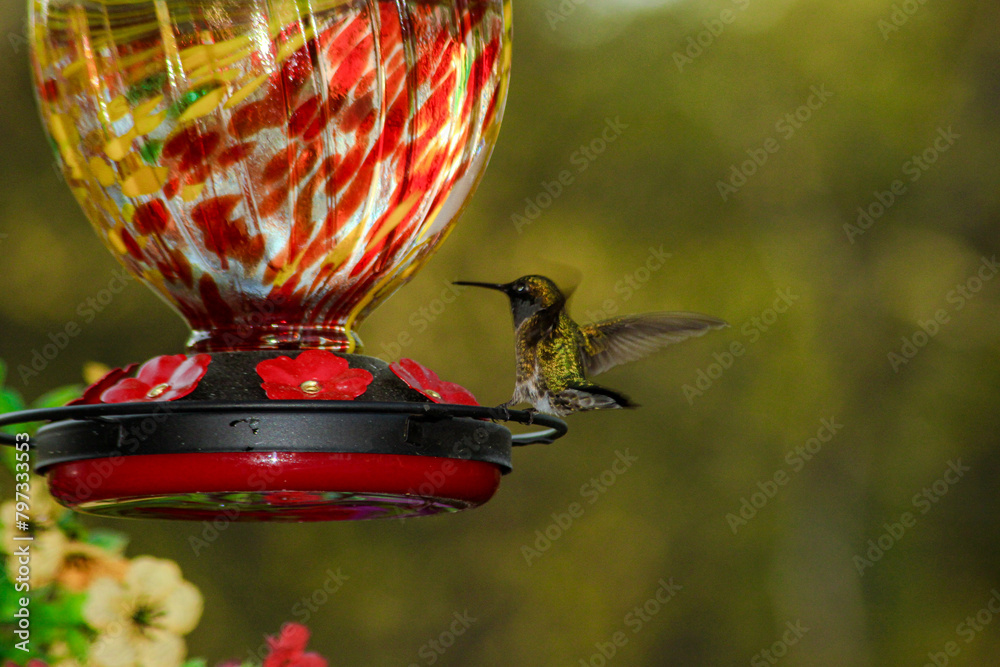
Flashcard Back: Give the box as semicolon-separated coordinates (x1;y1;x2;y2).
454;275;728;417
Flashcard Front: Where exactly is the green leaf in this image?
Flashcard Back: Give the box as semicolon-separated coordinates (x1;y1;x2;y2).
66;626;93;661
57;510;88;541
32;384;84;409
181;659;209;667
59;590;88;626
0;386;28;440
0;564;20;615
0;387;26;415
32;593;68;636
87;528;129;554
56;510;90;542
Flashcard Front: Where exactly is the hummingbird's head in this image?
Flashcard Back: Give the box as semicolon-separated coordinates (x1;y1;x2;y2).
454;275;565;326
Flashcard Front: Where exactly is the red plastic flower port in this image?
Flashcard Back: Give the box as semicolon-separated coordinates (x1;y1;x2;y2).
389;358;478;405
68;363;139;405
256;350;373;400
99;354;211;403
264;622;328;667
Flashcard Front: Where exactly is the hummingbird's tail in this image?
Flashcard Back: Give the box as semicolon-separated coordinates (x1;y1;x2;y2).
567;383;639;411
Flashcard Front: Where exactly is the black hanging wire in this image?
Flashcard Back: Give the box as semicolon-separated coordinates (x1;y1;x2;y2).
0;400;566;447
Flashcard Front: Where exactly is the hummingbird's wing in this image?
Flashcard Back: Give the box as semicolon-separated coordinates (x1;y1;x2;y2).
580;312;728;376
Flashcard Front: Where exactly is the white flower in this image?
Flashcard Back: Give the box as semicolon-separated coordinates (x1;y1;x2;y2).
84;556;203;667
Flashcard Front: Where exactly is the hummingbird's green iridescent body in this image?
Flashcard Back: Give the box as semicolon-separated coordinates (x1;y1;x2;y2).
514;307;594;415
455;275;728;416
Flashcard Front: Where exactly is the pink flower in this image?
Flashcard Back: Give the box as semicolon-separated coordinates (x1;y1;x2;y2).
264;623;328;667
256;350;373;400
390;358;478;405
99;354;211;403
68;363;139;405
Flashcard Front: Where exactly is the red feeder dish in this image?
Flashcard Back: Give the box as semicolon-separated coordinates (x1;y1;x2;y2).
46;453;503;522
3;353;565;521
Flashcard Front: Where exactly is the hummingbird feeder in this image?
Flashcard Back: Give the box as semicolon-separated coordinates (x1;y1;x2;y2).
0;0;565;521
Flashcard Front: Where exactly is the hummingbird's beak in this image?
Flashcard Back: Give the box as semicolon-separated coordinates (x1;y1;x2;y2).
453;281;510;293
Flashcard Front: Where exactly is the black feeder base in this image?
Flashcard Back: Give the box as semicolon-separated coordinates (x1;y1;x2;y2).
0;352;565;522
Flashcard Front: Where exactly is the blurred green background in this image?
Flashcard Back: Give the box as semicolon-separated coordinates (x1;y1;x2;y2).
2;0;1000;664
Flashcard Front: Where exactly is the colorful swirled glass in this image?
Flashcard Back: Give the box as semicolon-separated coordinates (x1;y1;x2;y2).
30;0;510;351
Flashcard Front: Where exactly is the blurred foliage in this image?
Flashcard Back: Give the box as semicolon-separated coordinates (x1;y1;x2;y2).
1;0;999;665
0;359;83;473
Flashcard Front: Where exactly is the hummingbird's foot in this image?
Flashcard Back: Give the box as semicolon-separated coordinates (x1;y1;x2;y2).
523;408;538;425
492;403;511;422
